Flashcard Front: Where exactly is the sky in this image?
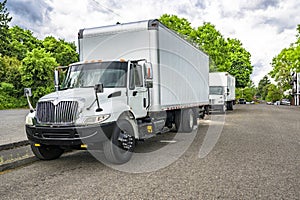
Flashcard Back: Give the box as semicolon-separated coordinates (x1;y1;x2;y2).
6;0;300;85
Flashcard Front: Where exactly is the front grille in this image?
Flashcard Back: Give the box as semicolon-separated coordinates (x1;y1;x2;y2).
36;101;79;124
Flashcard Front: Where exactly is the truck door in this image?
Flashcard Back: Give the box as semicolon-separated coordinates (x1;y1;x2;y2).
128;63;148;118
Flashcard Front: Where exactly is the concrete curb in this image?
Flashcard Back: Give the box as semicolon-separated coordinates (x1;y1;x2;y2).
0;142;75;172
0;140;30;151
0;156;37;172
0;140;34;172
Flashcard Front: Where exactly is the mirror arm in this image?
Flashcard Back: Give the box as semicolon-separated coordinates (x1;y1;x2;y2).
94;84;104;112
24;88;34;112
25;93;34;113
95;91;103;112
86;99;97;111
54;69;59;91
146;87;151;109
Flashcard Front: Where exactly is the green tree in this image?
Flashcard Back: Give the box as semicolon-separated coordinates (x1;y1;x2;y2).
244;87;256;102
236;87;256;102
20;48;58;103
270;25;300;90
159;14;253;87
0;0;12;56
0;55;23;94
0;56;27;109
0;82;17;109
159;14;193;38
7;26;41;60
42;36;78;66
227;39;253;88
257;75;271;100
0;82;27;109
266;84;282;102
191;22;230;72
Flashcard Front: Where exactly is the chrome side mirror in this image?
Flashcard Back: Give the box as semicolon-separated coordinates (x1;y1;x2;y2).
144;62;153;88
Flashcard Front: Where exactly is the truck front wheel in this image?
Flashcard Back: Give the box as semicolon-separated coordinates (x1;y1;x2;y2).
31;144;64;160
227;101;233;110
103;119;135;164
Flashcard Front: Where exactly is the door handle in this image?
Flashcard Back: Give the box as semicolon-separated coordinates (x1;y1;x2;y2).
133;91;138;96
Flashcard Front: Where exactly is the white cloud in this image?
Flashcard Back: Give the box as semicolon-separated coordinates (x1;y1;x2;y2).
6;0;300;85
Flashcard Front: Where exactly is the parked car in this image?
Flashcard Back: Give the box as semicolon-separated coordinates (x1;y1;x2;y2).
266;101;273;105
238;98;246;104
274;101;281;105
280;99;291;105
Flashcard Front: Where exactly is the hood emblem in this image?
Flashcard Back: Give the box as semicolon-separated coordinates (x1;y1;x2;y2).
52;99;60;106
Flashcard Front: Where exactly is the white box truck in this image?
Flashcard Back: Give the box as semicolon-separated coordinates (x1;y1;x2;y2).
25;19;209;164
209;72;235;112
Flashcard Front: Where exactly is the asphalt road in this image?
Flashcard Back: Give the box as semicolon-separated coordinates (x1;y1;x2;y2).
0;109;28;146
0;104;299;199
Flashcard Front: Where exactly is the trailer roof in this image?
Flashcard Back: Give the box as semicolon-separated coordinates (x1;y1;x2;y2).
78;19;159;39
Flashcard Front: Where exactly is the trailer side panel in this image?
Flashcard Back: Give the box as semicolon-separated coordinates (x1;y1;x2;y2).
158;25;209;109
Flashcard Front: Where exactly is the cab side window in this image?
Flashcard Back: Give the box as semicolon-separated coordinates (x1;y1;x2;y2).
129;64;143;89
134;65;143;87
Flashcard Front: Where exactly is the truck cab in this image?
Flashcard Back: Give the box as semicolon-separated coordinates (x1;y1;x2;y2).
209;86;226;112
25;59;153;164
209;72;235;113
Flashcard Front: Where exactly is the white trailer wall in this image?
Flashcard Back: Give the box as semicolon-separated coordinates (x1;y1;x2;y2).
158;25;209;109
79;22;151;61
227;74;235;101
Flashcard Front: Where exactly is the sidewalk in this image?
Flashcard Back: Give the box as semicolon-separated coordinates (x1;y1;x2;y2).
0;109;29;146
0;109;35;171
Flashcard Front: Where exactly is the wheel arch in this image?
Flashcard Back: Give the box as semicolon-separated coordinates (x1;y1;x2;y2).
117;110;139;139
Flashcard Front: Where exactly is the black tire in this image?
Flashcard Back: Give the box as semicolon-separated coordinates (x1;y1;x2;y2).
31;144;64;160
227;101;233;110
220;104;226;113
103;119;135;164
192;108;199;126
174;110;182;132
182;109;195;133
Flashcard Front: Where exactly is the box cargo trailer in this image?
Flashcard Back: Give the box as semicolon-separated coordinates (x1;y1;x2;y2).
25;19;210;164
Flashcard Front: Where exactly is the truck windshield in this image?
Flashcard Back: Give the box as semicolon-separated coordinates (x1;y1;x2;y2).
61;62;128;89
209;86;223;95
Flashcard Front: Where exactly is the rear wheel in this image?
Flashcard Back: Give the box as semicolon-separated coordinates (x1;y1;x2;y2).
103;119;135;164
174;110;182;132
31;144;64;160
182;109;195;133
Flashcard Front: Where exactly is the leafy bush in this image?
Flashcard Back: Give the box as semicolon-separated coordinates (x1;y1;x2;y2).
20;48;58;104
0;82;27;109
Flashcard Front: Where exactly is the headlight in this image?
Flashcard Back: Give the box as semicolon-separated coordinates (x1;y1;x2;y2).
77;114;111;125
25;112;35;125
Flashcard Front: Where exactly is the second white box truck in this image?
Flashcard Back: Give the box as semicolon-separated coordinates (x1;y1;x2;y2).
25;19;210;164
209;72;236;112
